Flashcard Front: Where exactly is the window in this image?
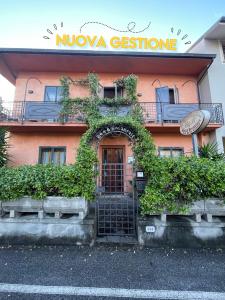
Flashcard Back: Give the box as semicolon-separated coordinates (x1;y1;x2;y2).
103;86;123;99
44;86;63;102
156;86;178;104
158;147;184;158
39;147;66;165
169;89;175;104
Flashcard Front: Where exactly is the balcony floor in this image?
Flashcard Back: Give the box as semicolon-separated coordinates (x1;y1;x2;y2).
0;120;221;134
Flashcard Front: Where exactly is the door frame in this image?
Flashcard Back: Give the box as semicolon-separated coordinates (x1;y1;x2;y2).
100;145;125;194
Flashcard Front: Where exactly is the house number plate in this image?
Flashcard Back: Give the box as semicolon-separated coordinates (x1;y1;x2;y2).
146;226;156;233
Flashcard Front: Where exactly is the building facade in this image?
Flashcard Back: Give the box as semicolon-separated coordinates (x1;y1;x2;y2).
0;49;223;168
188;17;225;152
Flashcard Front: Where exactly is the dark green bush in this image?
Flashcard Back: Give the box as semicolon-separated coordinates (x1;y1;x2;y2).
140;156;225;215
0;162;96;201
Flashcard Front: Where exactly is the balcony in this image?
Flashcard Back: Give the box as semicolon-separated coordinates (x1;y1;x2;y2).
140;102;224;124
0;101;223;133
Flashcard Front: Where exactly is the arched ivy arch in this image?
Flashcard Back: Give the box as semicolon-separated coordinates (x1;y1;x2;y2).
74;118;157;199
60;73;157;200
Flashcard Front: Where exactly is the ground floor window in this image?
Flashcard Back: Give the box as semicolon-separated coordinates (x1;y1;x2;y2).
158;147;184;158
39;147;66;165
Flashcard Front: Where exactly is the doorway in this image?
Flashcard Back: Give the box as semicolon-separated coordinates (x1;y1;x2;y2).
96;146;136;236
102;147;124;194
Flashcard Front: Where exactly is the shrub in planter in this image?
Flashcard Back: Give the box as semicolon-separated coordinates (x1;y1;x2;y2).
140;156;225;215
0;163;96;201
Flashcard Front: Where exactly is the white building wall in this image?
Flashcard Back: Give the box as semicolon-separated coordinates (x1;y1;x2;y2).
190;39;225;152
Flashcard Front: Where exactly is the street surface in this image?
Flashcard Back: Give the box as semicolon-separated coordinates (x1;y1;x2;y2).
0;244;224;299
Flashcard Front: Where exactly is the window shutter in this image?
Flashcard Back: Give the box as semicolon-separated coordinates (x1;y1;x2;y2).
156;86;169;103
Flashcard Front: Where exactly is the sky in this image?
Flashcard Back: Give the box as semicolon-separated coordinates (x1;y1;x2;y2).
0;0;225;101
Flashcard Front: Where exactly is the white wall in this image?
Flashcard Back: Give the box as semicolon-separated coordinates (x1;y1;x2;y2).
190;39;225;152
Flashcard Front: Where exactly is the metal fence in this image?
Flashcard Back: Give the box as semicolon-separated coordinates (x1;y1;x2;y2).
139;102;224;124
0;101;224;125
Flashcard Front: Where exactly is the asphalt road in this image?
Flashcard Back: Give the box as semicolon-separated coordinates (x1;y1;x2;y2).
0;244;225;299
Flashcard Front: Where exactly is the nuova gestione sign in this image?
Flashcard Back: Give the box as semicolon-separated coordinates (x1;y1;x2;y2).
56;34;177;51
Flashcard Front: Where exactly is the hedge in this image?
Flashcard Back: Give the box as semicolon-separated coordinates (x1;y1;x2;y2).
1;156;225;211
0;163;96;201
140;156;225;214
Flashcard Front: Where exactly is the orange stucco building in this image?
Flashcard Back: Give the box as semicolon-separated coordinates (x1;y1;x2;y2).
0;49;223;167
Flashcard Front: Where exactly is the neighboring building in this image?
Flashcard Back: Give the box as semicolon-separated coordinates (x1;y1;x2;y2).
0;48;223;166
188;17;225;152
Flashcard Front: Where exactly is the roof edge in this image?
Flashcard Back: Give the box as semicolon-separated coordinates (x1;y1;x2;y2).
187;16;225;52
0;47;216;60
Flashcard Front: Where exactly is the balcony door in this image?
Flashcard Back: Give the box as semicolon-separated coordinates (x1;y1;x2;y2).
156;86;177;122
102;147;124;194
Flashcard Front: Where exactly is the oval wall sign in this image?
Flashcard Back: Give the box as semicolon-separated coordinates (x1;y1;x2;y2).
180;110;211;135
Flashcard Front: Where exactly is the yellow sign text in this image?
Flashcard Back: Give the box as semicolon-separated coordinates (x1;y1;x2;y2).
56;34;177;51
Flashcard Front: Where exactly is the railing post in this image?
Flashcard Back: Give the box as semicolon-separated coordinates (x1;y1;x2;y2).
21;100;26;124
159;102;163;124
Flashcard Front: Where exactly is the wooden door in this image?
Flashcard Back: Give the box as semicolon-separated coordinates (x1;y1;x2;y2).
102;147;124;193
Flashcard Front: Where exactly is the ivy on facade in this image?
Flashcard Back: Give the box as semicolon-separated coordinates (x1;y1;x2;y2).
59;73;157;202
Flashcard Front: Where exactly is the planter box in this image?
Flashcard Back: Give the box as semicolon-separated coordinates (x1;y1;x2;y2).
1;196;88;220
2;197;43;218
43;197;88;219
204;198;225;215
2;197;43;213
187;200;205;214
147;199;225;223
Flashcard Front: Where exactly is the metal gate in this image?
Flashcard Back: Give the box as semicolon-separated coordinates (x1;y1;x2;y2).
96;163;136;236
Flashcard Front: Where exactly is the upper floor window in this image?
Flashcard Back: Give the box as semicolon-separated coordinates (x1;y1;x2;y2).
39;147;66;165
44;86;63;102
103;86;123;99
158;147;184;158
156;86;178;104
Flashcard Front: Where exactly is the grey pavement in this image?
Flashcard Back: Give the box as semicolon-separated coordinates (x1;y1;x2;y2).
0;244;224;299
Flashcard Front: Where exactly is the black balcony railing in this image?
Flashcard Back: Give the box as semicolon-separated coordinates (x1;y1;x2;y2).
139;102;224;124
0;101;224;125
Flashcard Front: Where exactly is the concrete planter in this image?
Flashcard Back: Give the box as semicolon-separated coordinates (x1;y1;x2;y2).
43;196;88;219
2;197;43;218
204;198;225;215
151;199;225;223
188;200;205;214
1;196;88;220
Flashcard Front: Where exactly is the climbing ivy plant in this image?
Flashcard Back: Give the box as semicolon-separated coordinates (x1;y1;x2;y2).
59;73;157;201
